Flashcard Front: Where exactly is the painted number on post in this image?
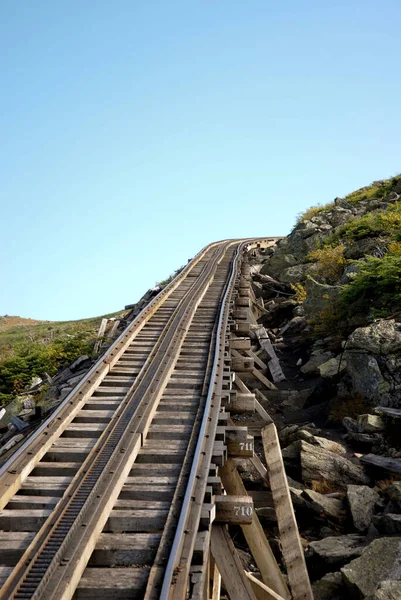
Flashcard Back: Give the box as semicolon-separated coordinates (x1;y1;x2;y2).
234;505;253;517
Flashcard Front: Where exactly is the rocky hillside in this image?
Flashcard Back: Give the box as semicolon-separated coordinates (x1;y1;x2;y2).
247;174;401;599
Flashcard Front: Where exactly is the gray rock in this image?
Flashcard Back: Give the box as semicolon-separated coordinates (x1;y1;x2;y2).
303;278;342;318
387;483;401;510
260;253;298;278
308;534;368;570
318;355;347;379
345;352;390;404
347;320;401;355
70;355;90;372
373;514;401;535
343;417;358;433
302;489;344;520
342;538;401;599
301;351;334;375
22;397;35;410
371;581;401;600
357;414;386;433
347;485;379;532
300;441;370;488
312;572;345;600
280;263;318;284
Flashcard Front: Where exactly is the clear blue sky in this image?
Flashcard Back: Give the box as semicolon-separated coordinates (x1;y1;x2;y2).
1;1;400;321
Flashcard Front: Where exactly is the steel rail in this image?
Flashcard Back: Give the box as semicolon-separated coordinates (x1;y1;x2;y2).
1;244;228;599
159;241;244;599
0;240;232;490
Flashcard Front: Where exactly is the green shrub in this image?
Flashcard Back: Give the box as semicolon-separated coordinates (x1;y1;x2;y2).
0;332;94;406
307;245;347;284
296;202;335;224
328;203;401;245
340;254;401;316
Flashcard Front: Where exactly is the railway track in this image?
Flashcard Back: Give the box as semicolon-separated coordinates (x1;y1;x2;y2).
0;238;280;600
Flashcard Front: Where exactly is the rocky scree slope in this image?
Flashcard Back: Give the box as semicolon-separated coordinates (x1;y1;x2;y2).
248;175;401;599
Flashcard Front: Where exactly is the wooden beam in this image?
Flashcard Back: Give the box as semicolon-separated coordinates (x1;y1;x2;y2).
254;326;285;383
245;572;287;600
219;459;290;599
254;399;273;425
210;525;256;600
235;375;252;395
230;393;255;414
211;561;221;600
252;368;277;391
249;455;269;484
245;349;268;372
215;495;254;524
262;424;313;600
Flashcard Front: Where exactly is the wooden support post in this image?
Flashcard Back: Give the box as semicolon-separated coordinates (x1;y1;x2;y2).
262;423;313;600
236;297;251;307
233;308;249;320
245;572;287;600
230;392;255;414
215;495;254;524
211;561;221;600
231;356;254;372
254;326;285;383
254;399;273;425
236;322;251;335
210;525;256;600
230;337;251;350
226;426;254;458
252;368;277;391
219;459;290;599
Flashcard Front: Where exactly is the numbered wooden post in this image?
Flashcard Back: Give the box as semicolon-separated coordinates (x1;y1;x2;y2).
230;392;255;414
230;336;251;350
226;427;254;457
215;495;253;524
231;356;254;372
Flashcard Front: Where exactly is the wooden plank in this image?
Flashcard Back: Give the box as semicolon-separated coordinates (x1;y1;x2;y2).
211;561;221;600
219;459;290;599
255;398;273;424
254;327;285;383
245;572;286;600
210;525;257;600
360;453;401;474
373;406;401;419
230;393;255;414
245;349;269;372
262;423;313;600
252;368;277;391
235;375;252;394
249;455;269;483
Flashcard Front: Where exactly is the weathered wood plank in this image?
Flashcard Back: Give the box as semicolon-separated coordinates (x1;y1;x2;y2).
254;326;285;383
219;459;290;599
262;423;313;600
373;406;401;419
210;525;256;600
245;572;287;600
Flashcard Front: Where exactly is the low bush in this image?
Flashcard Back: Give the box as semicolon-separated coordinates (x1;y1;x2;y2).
307;245;347;284
340;254;401;317
328;393;371;424
0;332;94;406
